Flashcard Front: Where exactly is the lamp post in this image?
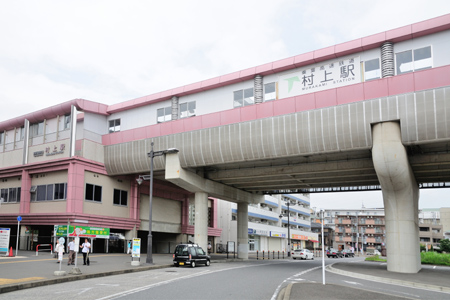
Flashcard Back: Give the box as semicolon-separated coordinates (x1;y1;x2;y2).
279;202;291;257
137;142;179;264
321;209;325;285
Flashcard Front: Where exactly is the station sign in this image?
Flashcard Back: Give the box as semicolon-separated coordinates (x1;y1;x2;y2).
0;228;11;253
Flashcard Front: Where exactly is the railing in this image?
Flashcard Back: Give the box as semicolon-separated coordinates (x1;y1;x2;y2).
36;244;53;256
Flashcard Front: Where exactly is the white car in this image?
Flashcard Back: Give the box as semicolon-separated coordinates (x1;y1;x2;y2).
291;249;314;260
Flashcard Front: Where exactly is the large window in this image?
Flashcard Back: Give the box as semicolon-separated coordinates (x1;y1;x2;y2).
396;46;432;75
1;187;21;203
233;88;254;108
30;183;66;201
113;189;128;206
108;119;121;133
64;115;71;130
157;107;172;123
364;58;381;81
264;82;276;101
30;121;44;137
0;132;3;145
85;183;102;202
180;101;196;118
15;127;24;142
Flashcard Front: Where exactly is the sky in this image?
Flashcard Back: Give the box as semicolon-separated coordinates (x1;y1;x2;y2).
1;0;450;210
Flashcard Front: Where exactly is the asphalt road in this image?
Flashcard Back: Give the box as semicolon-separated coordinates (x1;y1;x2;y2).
1;257;449;300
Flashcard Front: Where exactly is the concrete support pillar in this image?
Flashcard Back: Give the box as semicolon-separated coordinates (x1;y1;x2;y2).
194;192;208;251
372;122;421;273
237;202;249;259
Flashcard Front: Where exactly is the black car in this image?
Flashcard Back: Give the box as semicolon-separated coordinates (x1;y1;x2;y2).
173;243;211;268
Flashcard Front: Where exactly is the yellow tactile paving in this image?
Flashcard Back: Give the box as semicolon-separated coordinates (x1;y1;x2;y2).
0;277;46;285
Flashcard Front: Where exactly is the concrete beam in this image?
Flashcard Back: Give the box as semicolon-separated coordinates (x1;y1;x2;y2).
372;122;421;273
165;153;263;204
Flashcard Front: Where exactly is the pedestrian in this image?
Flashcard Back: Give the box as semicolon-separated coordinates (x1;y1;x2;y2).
67;238;76;265
207;242;211;254
80;238;91;265
55;239;64;263
127;240;132;254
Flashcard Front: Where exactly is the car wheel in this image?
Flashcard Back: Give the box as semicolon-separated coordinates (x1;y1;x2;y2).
311;256;314;260
174;263;179;267
293;257;296;260
206;260;210;266
191;261;196;268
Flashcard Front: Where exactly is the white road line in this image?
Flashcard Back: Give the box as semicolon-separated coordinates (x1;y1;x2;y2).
270;266;322;300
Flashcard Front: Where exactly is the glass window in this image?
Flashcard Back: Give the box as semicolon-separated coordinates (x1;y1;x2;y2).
264;82;276;101
85;183;102;202
113;189;128;206
54;183;66;200
414;46;432;71
108;119;121;133
157;107;172;123
15;127;24;142
30;122;44;137
180;101;196;118
364;58;380;81
36;185;46;201
396;46;432;75
243;88;254;106
46;184;53;200
64;115;71;130
1;188;8;202
0;132;3;144
233;90;243;108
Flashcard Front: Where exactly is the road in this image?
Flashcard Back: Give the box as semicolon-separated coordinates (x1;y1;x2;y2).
1;257;449;299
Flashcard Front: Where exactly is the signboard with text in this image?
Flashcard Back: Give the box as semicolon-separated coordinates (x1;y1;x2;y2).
54;225;110;239
278;56;361;99
0;228;10;253
132;238;141;258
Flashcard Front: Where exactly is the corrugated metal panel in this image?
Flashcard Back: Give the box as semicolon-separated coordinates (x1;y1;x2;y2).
104;86;450;175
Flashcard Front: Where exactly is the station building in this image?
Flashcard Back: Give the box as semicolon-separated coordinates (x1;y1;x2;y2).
1;14;450;257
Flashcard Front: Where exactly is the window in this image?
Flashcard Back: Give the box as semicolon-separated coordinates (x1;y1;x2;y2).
85;183;102;202
0;188;7;202
0;132;3;145
64;115;71;130
157;107;172;123
0;187;20;203
108;119;121;133
31;183;66;201
180;101;196;118
233;87;254;108
396;46;432;75
30;121;44;137
264;82;276;101
113;189;128;206
364;58;380;81
15;127;24;142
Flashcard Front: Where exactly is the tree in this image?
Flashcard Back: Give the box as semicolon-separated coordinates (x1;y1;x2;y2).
440;239;450;253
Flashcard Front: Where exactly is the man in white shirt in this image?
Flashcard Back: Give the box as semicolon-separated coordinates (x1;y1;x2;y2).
67;238;76;265
80;238;91;265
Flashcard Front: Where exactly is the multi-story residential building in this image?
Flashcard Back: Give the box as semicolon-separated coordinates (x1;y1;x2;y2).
216;194;318;253
419;209;444;248
310;222;334;250
441;207;450;240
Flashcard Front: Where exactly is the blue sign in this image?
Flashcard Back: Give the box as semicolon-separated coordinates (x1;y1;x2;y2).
248;228;254;234
17;216;22;222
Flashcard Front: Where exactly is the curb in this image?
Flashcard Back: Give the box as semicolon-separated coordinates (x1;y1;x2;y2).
0;264;173;294
327;265;450;294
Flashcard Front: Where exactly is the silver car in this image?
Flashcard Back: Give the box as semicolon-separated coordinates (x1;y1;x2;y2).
291;249;314;260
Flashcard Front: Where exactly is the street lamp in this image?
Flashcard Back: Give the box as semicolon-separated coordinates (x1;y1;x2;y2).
136;142;179;264
279;201;291;257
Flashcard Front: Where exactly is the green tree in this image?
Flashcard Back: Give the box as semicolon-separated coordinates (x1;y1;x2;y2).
440;239;450;253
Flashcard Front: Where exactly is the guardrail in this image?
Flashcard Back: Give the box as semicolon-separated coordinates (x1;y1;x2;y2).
36;244;53;256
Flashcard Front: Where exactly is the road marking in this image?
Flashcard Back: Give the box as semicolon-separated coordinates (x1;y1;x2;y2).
271;266;322;300
0;277;45;285
343;280;362;285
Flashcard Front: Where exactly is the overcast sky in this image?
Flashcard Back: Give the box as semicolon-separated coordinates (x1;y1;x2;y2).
1;1;449;210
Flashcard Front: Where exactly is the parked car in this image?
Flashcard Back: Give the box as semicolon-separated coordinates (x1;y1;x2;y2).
341;249;355;257
366;249;382;256
326;248;343;258
291;249;314;260
173;243;211;268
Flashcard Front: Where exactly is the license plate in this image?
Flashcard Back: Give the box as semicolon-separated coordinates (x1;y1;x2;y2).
179;262;184;265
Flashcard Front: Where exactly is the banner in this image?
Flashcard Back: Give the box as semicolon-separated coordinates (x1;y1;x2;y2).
54;225;110;238
0;228;10;253
132;238;141;258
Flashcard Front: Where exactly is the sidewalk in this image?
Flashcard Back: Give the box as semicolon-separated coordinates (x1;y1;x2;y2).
282;261;450;300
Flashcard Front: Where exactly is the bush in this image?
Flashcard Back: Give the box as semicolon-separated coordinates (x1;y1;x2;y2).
421;251;450;266
440;239;450;253
365;255;386;262
420;244;426;252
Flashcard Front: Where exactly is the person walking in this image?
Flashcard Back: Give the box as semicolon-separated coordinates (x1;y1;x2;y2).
80;238;91;265
67;238;76;265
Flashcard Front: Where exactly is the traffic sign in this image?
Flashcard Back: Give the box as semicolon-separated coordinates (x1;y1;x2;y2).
17;216;22;222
